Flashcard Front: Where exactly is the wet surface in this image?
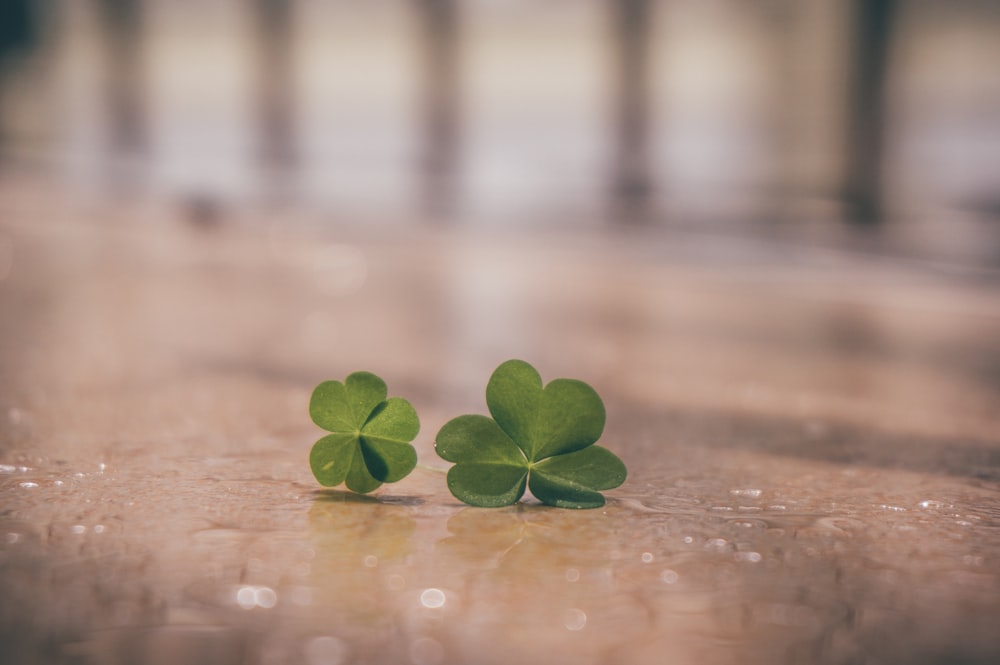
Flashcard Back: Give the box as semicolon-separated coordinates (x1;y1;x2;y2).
2;179;1000;664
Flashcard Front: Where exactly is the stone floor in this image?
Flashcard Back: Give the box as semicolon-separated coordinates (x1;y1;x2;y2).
1;177;999;664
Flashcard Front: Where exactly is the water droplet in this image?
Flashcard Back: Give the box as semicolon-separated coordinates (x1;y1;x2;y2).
236;585;278;609
705;538;730;552
255;586;277;609
563;608;587;631
409;637;444;665
729;488;762;498
735;551;762;563
54;480;65;487
641;552;654;563
565;568;580;582
5;533;21;544
660;569;679;584
918;500;946;509
419;588;446;609
683;536;694;544
0;464;16;474
71;525;86;535
94;525;106;534
98;463;107;473
236;586;257;609
19;482;38;489
304;636;347;665
363;555;378;568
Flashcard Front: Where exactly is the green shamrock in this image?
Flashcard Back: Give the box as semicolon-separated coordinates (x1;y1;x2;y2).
435;359;627;509
309;372;419;493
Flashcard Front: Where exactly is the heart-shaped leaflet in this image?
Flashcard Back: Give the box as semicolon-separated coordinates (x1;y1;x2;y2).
436;360;626;509
310;371;419;494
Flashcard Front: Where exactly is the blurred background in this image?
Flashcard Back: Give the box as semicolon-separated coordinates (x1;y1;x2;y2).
2;5;1000;664
0;0;998;263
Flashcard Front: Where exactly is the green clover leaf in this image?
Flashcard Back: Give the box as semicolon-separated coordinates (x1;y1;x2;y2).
435;359;626;509
309;371;419;493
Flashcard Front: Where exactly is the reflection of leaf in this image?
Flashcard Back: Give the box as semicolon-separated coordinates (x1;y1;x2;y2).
436;507;528;566
436;360;626;508
436;506;621;573
309;372;419;493
306;493;418;633
308;491;416;564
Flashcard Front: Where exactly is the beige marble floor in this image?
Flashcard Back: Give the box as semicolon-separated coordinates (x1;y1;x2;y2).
1;178;999;664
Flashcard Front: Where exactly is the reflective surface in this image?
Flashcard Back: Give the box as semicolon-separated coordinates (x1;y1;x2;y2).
2;181;1000;665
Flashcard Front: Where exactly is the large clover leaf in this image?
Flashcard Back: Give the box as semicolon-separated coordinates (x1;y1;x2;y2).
309;372;419;493
435;360;626;509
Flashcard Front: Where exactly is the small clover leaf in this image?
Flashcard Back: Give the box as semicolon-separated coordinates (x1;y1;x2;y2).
435;359;626;509
309;372;419;493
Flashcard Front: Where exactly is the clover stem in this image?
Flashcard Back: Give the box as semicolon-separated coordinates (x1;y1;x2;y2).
416;463;448;474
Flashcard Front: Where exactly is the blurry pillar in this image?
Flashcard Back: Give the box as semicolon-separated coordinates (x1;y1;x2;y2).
254;0;296;197
417;0;459;220
0;0;37;150
844;0;896;225
610;0;652;221
97;0;145;166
